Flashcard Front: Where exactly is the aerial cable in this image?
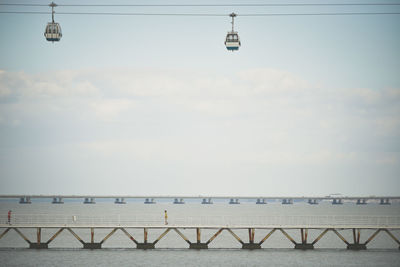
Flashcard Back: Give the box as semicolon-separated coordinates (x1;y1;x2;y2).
1;3;400;7
1;11;400;16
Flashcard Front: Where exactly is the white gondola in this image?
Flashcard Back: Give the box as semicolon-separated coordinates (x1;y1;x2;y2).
225;13;241;51
44;2;62;42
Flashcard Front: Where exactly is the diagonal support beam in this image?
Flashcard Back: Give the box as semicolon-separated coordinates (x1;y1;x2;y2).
259;228;276;245
312;229;329;245
173;228;191;245
383;229;400;245
206;228;224;245
100;228;118;245
226;228;244;245
153;228;171;245
120;228;139;245
364;229;381;245
13;228;31;244
332;229;349;245
66;228;85;245
0;228;11;240
279;228;297;245
46;228;64;245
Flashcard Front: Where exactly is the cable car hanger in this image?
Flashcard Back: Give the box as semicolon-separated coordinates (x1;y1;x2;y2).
44;2;62;42
225;13;241;51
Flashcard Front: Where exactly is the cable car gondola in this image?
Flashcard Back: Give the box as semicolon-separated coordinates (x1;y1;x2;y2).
44;2;62;42
225;13;240;51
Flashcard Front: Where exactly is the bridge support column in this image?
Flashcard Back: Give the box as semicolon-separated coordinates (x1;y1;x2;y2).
295;228;314;249
19;196;31;204
242;228;261;249
380;198;391;205
332;198;343;205
346;229;366;250
83;198;96;204
52;197;64;204
190;228;208;249
137;228;155;249
83;227;102;249
29;228;48;249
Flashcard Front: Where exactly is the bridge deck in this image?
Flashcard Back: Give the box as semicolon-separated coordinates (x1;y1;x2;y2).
1;194;400;200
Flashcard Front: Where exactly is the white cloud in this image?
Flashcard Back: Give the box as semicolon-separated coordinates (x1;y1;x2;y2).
238;68;311;96
0;68;399;195
89;99;136;121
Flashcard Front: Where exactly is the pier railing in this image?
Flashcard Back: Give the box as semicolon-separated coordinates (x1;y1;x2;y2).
2;214;400;228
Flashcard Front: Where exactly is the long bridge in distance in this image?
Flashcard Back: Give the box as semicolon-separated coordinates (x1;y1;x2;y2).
1;194;400;205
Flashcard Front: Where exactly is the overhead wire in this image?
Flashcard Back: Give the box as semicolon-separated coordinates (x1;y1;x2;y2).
1;2;399;17
1;3;400;7
1;11;400;16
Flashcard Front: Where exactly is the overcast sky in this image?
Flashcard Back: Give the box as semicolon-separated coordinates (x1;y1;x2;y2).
0;0;399;196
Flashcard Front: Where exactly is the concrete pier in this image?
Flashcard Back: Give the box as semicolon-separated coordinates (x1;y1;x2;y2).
19;197;31;204
114;198;126;204
173;198;185;204
52;197;64;204
201;198;213;204
229;198;240;204
83;198;96;204
356;199;367;205
332;198;343;205
144;198;156;204
282;199;293;204
256;198;267;204
308;199;318;205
